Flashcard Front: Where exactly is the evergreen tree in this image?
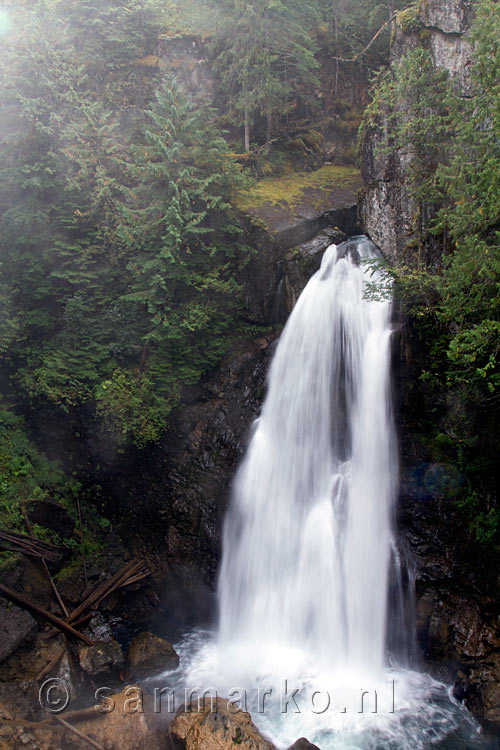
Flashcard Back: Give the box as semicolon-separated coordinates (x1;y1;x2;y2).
212;0;319;150
434;0;500;401
0;2;251;447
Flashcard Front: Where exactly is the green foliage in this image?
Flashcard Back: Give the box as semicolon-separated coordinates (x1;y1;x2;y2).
0;405;69;530
433;0;500;401
211;0;320;147
360;48;453;205
0;4;251;448
395;2;422;34
361;0;500;545
317;0;408;67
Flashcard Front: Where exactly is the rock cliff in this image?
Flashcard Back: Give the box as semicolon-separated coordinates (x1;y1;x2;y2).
359;0;475;263
359;0;500;730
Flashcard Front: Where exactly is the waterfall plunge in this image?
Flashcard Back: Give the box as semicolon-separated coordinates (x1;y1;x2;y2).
218;238;395;677
179;237;490;750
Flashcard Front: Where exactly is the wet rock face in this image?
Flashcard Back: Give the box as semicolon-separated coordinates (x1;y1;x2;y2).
130;334;277;626
170;698;276;750
280;229;347;317
393;327;500;730
360;0;475;263
243;205;358;326
288;739;322;750
410;573;500;727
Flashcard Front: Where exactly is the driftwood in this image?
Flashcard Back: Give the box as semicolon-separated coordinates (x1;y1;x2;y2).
0;530;61;563
40;557;70;619
0;583;93;646
21;510;70;619
36;647;65;683
67;559;150;625
53;716;106;750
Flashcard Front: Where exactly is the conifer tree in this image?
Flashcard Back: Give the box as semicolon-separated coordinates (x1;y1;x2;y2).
212;0;319;149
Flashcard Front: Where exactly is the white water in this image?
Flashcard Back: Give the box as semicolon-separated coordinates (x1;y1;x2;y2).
219;237;395;675
172;237;493;749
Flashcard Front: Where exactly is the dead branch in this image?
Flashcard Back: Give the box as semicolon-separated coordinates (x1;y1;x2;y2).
331;3;414;63
0;583;93;646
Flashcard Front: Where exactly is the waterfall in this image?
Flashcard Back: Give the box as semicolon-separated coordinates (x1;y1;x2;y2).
218;237;395;676
180;236;491;750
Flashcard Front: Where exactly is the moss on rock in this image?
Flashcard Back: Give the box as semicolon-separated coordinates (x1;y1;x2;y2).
396;2;423;34
236;165;361;214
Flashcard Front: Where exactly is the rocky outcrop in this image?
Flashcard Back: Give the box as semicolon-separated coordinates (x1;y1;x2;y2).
398;483;500;727
128;333;276;625
393;321;500;730
359;0;475;263
0;597;37;663
78;639;125;681
126;632;179;681
241;168;360;324
170;698;276;750
288;740;322;750
0;686;169;750
280;229;347;316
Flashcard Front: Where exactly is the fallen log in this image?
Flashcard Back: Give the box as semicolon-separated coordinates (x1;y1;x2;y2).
67;559;150;624
0;530;61;563
21;510;70;619
53;716;106;750
0;583;93;646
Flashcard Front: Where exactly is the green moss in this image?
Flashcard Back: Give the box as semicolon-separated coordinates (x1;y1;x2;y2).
301;130;324;151
236;165;360;212
396;2;423;34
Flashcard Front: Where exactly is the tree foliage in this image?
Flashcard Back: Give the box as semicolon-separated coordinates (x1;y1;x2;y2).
361;0;500;544
0;1;251;448
211;0;320;149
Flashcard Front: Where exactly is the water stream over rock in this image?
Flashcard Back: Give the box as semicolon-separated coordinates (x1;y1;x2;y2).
171;237;494;749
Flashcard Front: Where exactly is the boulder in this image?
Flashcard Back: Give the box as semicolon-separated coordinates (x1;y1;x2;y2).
78;639;125;680
288;740;322;750
75;685;168;750
170;697;276;750
1;686;169;750
0;596;38;663
127;632;179;680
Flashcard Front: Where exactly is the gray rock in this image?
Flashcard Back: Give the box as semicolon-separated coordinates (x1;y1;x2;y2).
360;0;475;264
78;639;124;678
243;204;358;326
280;229;347;314
0;596;37;663
127;632;179;680
288;739;322;750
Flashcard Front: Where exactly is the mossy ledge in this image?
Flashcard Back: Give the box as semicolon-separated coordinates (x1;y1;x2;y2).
236;164;361;214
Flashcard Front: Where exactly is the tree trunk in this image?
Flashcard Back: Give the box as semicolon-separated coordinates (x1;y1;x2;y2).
266;112;272;143
334;2;340;98
244;106;250;152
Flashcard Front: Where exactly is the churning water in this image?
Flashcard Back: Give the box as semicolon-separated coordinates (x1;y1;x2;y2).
174;237;494;749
